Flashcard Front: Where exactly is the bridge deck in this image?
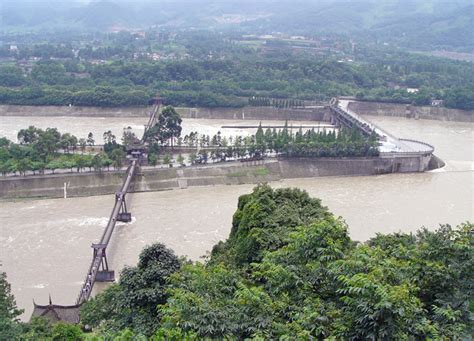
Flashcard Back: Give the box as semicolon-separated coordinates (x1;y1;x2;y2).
76;98;161;306
76;160;138;305
335;100;434;154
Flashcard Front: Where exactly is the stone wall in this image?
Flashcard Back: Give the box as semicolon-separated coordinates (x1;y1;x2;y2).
0;155;434;200
348;101;473;123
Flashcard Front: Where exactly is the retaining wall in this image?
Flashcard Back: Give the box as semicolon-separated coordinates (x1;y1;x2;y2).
175;106;328;121
0;104;329;121
0;105;150;117
1;102;471;123
348;101;473;123
0;155;434;200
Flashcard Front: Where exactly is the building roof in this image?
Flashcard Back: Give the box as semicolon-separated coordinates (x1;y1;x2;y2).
31;298;81;324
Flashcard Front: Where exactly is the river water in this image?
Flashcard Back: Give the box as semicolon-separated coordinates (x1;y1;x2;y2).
0;116;323;143
0;115;472;320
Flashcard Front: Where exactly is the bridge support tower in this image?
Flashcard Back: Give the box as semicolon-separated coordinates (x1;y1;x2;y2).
91;243;115;282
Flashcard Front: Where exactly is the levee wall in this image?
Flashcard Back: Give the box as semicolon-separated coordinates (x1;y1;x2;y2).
0;105;150;117
0;155;435;200
0;104;329;121
1;102;471;123
348;101;473;123
174;106;328;121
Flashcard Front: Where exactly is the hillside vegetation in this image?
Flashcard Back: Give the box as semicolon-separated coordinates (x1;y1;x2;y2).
2;0;473;52
0;48;473;110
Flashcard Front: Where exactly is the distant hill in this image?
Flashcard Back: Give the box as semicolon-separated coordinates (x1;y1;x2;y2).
1;0;472;52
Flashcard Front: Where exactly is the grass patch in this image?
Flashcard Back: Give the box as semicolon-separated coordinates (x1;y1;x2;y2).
253;167;270;176
227;168;270;178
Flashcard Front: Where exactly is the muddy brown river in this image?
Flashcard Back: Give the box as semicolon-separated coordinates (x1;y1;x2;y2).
0;115;472;320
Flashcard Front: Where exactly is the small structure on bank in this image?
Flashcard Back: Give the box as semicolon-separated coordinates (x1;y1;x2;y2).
31;296;81;324
126;144;147;164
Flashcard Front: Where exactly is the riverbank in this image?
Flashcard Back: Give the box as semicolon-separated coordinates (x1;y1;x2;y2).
0;102;471;122
0;154;441;200
348;101;473;123
0;104;328;121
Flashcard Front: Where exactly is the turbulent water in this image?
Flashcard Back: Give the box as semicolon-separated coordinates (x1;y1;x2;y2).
0;115;472;320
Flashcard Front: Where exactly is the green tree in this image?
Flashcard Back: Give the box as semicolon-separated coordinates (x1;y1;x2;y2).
103;156;113;171
110;148;126;170
87;132;95;146
78;138;87;154
60;133;78;153
35;128;61;161
103;130;116;144
0;269;23;339
121;127;137;146
145;106;182;147
31;161;45;175
1;160;17;176
0;66;25;87
17;126;40;145
16;158;33;176
81;243;180;336
148;153;158;167
51;322;84;340
46;160;63;174
92;154;104;172
20;316;53;340
162;154;172;167
176;154;185;166
255;122;265;153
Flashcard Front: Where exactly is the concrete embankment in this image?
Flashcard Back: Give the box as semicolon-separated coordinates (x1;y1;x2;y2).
0;104;328;121
0;155;436;200
0;102;471;123
0;105;150;117
348;101;473;123
175;106;328;121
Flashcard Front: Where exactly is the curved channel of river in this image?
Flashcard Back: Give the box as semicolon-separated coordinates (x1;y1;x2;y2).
0;115;472;320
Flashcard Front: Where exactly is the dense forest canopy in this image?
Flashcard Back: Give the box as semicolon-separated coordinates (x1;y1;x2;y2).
2;186;472;339
0;44;472;109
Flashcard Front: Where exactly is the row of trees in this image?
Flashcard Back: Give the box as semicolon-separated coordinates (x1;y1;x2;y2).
154;121;380;161
3;185;470;339
0;126;131;176
0;148;126;176
1;119;379;177
0;86;151;107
